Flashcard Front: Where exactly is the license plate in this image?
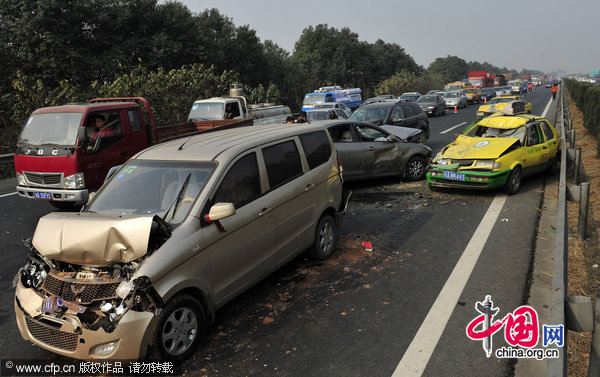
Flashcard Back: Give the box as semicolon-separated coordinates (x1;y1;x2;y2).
34;192;51;199
443;171;465;181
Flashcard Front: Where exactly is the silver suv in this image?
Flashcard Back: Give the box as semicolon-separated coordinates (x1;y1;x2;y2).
14;123;349;361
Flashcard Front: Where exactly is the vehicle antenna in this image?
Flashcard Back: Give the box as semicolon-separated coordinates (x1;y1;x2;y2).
178;135;194;151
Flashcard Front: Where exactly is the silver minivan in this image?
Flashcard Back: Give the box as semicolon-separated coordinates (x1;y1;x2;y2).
14;123;349;361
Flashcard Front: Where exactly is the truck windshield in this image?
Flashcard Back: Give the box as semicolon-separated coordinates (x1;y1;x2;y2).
86;160;216;225
469;79;484;87
303;93;326;105
188;103;224;121
18;112;83;146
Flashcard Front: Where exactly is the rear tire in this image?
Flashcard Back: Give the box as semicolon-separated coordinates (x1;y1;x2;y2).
503;166;522;195
405;156;427;181
309;215;336;260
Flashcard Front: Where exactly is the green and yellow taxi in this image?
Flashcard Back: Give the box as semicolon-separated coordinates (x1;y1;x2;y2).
476;95;532;118
426;110;560;194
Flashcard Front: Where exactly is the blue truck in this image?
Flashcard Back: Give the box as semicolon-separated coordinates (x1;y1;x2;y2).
302;86;362;112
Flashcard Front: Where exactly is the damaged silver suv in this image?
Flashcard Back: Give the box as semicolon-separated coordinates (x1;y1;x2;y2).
14;123;349;361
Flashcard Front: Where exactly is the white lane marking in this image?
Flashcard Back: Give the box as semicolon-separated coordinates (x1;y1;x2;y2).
0;192;17;198
541;97;552;118
440;122;466;134
392;194;508;377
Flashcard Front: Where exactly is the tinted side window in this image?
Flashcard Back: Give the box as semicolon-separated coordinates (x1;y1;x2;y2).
411;103;424;115
526;124;542;146
299;131;332;170
402;104;416;117
263;140;303;189
214;153;261;208
128;110;143;133
391;106;404;120
541;121;555;141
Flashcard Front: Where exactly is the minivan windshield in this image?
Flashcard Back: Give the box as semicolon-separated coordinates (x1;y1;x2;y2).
18;112;83;147
86;160;216;225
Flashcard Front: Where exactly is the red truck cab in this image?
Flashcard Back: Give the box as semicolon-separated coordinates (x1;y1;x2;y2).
15;99;153;208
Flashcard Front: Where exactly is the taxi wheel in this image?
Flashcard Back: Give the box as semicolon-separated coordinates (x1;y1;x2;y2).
309;214;337;260
405;156;427;181
151;294;205;362
504;166;522;195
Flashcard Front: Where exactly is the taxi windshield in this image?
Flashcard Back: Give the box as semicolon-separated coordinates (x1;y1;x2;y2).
465;124;527;143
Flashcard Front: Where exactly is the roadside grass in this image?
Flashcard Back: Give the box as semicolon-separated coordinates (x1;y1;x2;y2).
566;90;600;377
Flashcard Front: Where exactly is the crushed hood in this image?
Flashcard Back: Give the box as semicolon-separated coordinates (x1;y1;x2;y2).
32;212;154;266
380;125;421;140
442;135;519;159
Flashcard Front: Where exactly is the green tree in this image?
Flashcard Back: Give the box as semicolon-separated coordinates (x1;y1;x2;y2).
426;55;469;84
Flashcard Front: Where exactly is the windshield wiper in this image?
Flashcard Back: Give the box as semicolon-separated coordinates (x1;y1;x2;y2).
40;143;70;148
162;173;191;222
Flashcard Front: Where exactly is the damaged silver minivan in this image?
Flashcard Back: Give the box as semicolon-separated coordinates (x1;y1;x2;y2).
14;123;349;361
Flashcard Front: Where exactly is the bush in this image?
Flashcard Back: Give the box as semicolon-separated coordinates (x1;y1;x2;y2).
565;79;600;155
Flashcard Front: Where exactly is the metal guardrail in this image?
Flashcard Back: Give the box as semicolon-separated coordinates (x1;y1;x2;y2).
547;85;568;377
0;153;13;166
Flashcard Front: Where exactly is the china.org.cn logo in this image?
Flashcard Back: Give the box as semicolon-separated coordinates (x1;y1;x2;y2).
465;295;563;360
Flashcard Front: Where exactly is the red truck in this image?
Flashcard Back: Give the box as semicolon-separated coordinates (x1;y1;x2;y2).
467;71;494;88
14;97;250;208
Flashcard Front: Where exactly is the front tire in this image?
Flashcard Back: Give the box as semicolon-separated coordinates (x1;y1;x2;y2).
309;215;336;260
150;294;205;362
405;156;427;181
504;166;522;195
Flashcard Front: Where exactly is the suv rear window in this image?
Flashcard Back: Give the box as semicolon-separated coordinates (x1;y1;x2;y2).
299;131;332;170
263;140;303;189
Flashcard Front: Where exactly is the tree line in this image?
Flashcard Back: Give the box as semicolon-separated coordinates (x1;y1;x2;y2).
0;0;542;150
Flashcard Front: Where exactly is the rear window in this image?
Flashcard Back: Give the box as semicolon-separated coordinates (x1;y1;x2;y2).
263;140;303;189
299;131;332;169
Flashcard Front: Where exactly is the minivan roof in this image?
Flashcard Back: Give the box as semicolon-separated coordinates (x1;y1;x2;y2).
136;123;327;162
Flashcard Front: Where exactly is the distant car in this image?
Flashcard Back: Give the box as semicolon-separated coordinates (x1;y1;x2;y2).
427;90;443;95
493;87;505;97
476;95;532;118
348;100;430;140
312;102;352;117
416;95;446;117
321;120;432;181
462;88;482;104
545;82;552;88
399;92;422;102
427;112;560;194
306;108;348;122
501;86;512;95
362;95;398;106
480;88;496;101
443;91;467;109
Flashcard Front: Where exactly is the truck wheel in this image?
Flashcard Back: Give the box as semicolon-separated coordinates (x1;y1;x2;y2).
150;294;205;362
405;156;426;181
309;215;336;260
503;166;522;195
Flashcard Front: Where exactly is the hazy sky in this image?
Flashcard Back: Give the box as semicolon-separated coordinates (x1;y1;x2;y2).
178;0;598;75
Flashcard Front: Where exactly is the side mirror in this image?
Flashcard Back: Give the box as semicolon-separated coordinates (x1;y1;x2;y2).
387;135;401;142
104;165;123;183
205;202;235;223
77;127;87;145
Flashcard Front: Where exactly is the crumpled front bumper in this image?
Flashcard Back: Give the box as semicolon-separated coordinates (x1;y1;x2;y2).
426;165;511;190
14;280;156;360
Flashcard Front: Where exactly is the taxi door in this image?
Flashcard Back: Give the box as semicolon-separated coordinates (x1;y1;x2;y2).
523;122;547;177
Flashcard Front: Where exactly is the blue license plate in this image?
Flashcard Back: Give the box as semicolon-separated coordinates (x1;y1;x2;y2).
34;192;51;199
443;171;465;181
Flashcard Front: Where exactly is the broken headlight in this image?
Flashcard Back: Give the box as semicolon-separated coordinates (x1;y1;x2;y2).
14;257;49;289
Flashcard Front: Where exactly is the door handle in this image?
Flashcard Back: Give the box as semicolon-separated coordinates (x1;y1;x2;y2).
368;146;375;150
305;183;315;192
542;146;547;149
258;208;272;217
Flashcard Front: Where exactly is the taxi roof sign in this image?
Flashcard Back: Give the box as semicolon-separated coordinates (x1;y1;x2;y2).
501;101;526;115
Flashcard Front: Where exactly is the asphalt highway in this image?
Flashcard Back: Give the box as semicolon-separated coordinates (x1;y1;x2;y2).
0;86;558;376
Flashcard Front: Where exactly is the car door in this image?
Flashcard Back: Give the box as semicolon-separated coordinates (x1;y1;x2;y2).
539;120;560;165
523;122;547;176
204;152;277;303
354;123;399;177
327;123;366;180
401;103;418;128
